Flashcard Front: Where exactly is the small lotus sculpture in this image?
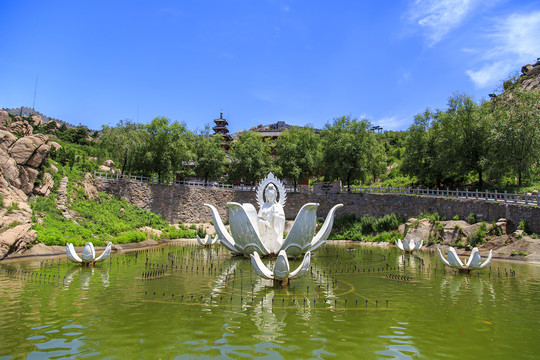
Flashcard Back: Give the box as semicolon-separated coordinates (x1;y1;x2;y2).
205;173;343;258
438;247;492;271
197;234;218;246
250;250;311;286
395;238;423;252
66;242;112;266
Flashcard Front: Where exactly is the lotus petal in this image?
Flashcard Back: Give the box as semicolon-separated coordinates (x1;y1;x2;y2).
211;235;219;245
196;235;205;246
403;238;411;251
414;240;423;251
289;251;311;280
310;204;344;253
242;203;260;237
204;203;242;255
273;250;290;280
94;242;112;263
81;243;96;263
395;239;404;251
279;203;318;257
466;247;482;269
438;248;452;267
250;251;274;280
227;202;269;257
479;249;493;269
447;247;465;268
66;243;83;263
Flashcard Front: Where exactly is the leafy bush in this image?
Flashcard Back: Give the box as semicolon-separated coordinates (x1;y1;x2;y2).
468;222;487;246
467;213;477;224
160;227;199;240
6;202;19;214
517;220;529;233
419;212;444;222
114;231;147;244
329;213;404;241
0;194;3;208
453;215;460;220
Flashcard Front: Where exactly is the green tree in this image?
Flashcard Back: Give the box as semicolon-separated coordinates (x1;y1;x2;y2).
321;116;380;190
436;93;489;186
193;133;226;184
100;119;145;174
274;127;321;191
401;109;445;186
487;89;540;185
229;131;272;183
136;117;195;181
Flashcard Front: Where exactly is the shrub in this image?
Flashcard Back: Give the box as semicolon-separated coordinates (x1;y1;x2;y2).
511;250;517;256
453;215;460;221
467;213;477;224
373;213;403;233
160;227;199;240
0;194;3;208
468;222;487;246
456;240;466;248
115;231;147;244
518;251;528;256
6;202;19;214
419;212;444;222
517;220;529;233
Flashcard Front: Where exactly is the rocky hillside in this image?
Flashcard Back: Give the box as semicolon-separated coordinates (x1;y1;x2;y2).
0;109;60;259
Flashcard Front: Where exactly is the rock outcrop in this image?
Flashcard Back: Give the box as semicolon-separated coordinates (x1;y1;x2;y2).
0;109;60;259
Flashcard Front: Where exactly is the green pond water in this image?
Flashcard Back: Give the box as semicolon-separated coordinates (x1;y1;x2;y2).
0;243;539;359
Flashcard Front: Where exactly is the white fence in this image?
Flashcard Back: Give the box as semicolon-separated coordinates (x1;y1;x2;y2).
94;171;540;206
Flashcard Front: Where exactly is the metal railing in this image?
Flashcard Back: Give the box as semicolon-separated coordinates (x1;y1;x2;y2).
94;171;540;206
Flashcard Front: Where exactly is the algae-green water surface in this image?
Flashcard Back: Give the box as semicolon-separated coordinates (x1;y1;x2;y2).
0;244;539;359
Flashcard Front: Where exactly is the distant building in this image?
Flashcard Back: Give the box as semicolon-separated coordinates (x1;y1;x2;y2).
212;111;232;150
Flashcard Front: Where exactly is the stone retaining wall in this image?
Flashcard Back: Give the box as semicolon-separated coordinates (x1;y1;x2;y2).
95;179;540;233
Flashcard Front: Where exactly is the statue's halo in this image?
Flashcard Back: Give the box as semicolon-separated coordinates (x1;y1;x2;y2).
256;173;287;208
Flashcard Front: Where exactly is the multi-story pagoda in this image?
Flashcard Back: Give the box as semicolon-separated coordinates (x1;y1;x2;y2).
212;110;232;150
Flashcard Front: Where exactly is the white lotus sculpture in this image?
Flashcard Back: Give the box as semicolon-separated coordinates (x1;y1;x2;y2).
438;247;493;271
205;173;343;258
395;238;423;252
251;250;311;286
197;234;218;246
66;242;112;266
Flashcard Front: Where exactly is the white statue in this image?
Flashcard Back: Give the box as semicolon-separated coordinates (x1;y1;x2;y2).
257;184;285;254
395;238;423;252
438;247;492;271
205;173;343;258
197;234;218;246
66;242;112;266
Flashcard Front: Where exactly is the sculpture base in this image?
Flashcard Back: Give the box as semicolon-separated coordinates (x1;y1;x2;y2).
274;278;289;287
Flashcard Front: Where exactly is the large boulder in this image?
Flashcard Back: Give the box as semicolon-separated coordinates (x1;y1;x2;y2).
0;224;37;260
8;118;33;136
34;172;54;196
0;109;10;126
104;159;115;168
30;114;43;127
0;130;17;152
48;141;62;152
8;134;48;165
83;172;99;200
0;149;21;188
27;143;51;167
18;166;39;195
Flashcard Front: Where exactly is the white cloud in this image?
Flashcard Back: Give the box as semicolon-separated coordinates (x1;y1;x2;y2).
407;0;477;45
465;11;540;88
374;116;410;131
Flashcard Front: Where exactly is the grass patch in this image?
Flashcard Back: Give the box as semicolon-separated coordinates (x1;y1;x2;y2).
329;213;404;241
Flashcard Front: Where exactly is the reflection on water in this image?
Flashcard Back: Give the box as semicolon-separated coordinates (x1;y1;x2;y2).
0;244;539;358
377;322;420;359
63;266;110;290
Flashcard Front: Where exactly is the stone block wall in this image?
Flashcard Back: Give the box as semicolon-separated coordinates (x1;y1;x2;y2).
95;179;540;233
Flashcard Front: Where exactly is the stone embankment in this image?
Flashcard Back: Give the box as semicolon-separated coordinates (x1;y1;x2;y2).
0;109;60;259
95;178;540;234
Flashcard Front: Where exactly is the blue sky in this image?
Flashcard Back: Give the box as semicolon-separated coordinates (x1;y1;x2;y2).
1;0;539;133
